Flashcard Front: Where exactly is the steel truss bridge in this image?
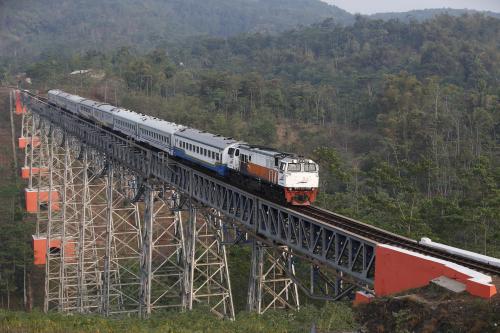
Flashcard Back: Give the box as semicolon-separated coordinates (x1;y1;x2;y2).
11;89;498;319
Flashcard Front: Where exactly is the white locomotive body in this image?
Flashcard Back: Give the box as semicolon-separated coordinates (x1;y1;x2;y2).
230;145;319;205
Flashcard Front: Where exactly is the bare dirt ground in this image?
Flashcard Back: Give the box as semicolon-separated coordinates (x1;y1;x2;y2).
355;284;500;333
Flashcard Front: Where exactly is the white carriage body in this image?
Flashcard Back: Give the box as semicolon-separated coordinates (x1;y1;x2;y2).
138;116;185;154
94;104;116;127
112;108;142;139
174;128;241;172
48;90;85;114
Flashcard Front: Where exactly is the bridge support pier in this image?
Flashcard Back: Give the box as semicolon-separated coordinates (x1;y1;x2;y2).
139;186;186;318
101;164;142;315
184;206;235;319
247;241;299;314
44;132;71;312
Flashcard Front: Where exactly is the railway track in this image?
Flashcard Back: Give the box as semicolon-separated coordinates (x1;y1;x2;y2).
295;205;500;277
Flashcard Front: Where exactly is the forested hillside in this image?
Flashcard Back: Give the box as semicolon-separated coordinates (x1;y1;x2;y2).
167;14;499;256
0;0;352;60
14;14;500;257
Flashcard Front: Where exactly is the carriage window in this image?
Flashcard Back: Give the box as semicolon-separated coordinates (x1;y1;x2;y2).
204;149;207;156
235;149;240;157
280;163;286;171
287;163;301;172
196;147;199;154
228;148;234;157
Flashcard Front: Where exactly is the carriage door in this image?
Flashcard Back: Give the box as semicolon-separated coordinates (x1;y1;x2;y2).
228;148;236;170
233;149;241;171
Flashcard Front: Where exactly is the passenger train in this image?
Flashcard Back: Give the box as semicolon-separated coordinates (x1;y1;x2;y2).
47;90;319;205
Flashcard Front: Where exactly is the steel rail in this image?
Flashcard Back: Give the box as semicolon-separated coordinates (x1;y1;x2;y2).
296;205;500;276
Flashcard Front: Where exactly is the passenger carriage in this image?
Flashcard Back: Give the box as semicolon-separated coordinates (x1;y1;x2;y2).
93;104;116;127
137;116;184;154
112;108;143;139
47;89;85;114
173;128;240;176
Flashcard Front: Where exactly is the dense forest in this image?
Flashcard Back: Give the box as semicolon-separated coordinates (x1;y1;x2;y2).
1;12;500;322
13;14;498;257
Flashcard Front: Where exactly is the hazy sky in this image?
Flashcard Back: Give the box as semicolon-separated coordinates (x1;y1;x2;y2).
321;0;500;14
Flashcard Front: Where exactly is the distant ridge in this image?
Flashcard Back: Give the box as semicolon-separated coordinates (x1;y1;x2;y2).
0;0;353;60
2;0;498;62
369;8;500;22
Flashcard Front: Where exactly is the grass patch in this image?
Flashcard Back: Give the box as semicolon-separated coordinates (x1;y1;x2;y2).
0;303;358;333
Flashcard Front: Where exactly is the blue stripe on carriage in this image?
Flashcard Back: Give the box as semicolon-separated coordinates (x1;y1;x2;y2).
173;147;228;176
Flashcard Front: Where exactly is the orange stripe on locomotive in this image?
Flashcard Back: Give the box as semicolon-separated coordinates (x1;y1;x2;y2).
240;161;279;184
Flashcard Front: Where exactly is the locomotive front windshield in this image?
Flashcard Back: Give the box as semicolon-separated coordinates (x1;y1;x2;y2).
284;162;318;172
303;163;317;172
287;163;301;171
281;163;318;172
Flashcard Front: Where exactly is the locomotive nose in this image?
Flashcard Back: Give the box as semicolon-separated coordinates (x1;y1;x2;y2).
292;193;310;206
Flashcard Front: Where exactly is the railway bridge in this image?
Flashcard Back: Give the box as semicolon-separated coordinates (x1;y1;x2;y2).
9;89;498;319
